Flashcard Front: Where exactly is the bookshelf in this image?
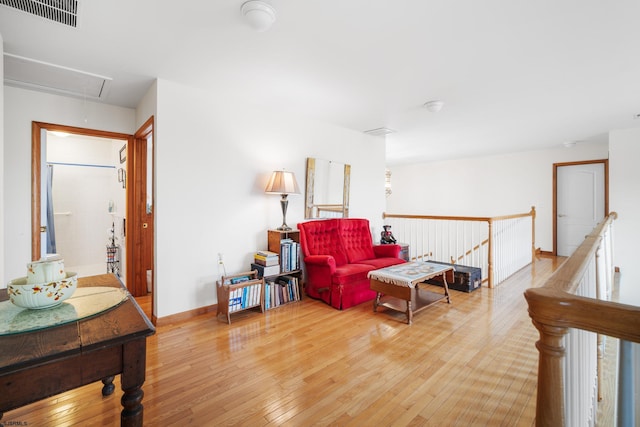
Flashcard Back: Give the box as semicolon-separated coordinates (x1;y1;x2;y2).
262;229;303;309
216;270;265;324
264;275;301;310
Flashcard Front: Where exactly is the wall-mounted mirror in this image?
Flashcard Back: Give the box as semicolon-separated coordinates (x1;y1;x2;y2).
305;157;350;219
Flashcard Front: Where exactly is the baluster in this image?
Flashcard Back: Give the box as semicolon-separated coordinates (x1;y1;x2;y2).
532;320;568;426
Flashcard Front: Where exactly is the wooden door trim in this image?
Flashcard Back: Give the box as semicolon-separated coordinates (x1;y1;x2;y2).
552;159;609;256
126;116;154;299
31;121;133;261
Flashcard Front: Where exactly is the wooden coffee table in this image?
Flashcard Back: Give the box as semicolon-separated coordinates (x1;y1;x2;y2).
369;261;453;324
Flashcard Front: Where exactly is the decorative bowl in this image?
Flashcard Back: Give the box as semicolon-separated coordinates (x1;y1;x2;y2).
7;272;78;309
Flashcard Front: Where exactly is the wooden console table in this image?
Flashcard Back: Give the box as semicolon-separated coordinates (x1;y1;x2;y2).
0;274;155;426
369;261;453;324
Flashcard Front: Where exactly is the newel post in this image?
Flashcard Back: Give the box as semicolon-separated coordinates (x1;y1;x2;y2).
531;319;567;426
487;219;494;288
531;206;536;263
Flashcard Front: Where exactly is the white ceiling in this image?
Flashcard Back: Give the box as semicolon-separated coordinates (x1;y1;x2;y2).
1;1;639;165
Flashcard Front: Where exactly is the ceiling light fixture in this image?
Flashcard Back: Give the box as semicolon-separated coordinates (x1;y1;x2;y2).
563;141;577;148
423;100;444;113
241;1;276;32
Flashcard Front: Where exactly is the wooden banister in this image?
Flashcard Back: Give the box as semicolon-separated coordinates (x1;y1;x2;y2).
526;287;640;341
524;212;638;426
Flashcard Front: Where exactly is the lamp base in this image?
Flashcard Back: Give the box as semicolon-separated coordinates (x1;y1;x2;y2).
276;195;292;232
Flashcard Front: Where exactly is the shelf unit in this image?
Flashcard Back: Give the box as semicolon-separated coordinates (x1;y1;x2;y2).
267;229;300;272
106;244;120;276
106;222;120;276
216;270;265;324
264;229;302;309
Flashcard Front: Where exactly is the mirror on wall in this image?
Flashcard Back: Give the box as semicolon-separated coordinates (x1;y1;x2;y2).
305;157;350;219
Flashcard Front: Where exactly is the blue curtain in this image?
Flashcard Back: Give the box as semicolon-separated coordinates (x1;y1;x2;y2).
46;164;56;254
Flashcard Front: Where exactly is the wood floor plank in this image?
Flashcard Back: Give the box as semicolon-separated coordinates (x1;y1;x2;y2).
3;255;617;426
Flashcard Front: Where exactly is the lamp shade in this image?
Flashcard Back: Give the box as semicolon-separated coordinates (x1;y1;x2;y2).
265;170;300;195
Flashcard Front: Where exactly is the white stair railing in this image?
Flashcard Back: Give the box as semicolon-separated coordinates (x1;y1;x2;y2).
383;207;535;288
491;211;535;285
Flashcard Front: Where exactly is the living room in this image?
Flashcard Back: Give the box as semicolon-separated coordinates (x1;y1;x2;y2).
2;1;640;318
1;1;640;425
3;67;639;322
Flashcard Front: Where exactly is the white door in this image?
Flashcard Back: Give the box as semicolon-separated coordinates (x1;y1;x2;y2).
557;163;605;256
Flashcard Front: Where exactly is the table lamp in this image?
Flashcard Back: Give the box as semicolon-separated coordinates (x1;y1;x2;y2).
265;170;300;231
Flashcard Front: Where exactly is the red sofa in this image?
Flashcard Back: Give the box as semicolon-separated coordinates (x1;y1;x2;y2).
297;218;406;310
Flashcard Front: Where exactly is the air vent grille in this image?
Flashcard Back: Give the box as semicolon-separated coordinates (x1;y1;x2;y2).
364;127;396;137
0;0;78;27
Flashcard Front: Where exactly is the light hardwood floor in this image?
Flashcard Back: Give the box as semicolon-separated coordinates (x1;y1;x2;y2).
5;256;569;426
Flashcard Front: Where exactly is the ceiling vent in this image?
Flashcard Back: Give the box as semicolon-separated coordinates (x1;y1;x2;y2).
4;53;112;101
0;0;79;27
364;127;396;137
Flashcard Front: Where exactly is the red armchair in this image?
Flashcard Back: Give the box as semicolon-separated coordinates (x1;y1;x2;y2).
297;218;406;309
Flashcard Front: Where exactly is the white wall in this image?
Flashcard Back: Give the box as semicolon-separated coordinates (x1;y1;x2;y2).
2;86;135;284
2;79;387;317
609;128;640;305
152;79;386;317
385;141;609;251
136;79;157;130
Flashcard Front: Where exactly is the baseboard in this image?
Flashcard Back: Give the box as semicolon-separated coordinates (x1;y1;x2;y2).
155;304;217;327
537;249;554;257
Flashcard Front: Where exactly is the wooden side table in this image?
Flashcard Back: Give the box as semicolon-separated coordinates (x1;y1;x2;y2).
0;274;155;426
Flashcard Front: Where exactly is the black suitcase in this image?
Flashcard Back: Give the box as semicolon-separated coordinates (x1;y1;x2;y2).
425;261;482;292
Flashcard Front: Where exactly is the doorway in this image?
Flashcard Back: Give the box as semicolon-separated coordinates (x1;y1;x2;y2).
31;121;155;321
127;117;155;306
553;160;608;256
46;132;127;277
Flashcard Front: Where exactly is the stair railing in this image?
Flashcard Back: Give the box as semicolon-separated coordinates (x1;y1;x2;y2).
525;212;640;426
382;207;535;288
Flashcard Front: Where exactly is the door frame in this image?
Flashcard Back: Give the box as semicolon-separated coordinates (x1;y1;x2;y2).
552;159;609;256
31;121;133;260
127;116;154;301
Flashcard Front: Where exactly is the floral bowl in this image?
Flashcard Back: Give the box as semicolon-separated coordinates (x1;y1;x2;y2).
7;272;78;309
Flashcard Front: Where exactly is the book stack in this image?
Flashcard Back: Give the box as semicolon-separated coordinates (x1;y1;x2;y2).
226;275;263;313
279;239;300;273
252;250;280;277
265;275;301;310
